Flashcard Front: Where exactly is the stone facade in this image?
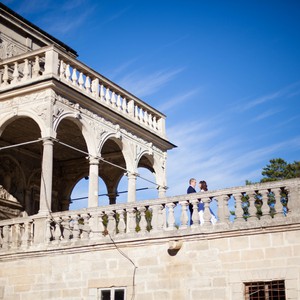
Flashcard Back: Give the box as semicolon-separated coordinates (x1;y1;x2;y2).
0;3;299;300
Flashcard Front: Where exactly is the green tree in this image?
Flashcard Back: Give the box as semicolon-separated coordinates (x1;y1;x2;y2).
261;158;300;183
246;158;300;184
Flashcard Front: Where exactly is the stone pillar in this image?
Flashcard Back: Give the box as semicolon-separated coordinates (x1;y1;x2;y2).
39;138;54;214
88;157;99;208
127;173;136;203
158;185;166;198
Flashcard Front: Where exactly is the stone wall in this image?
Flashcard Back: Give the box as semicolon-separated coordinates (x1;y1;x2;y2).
0;226;299;300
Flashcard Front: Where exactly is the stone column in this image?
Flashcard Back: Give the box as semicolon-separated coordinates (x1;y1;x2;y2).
88;157;99;208
39;138;54;214
158;185;166;198
127;173;136;203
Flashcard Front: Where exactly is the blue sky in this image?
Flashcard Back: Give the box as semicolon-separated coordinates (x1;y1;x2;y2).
4;0;300;206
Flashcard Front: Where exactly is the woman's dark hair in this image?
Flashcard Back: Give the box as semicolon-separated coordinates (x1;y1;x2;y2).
199;180;208;191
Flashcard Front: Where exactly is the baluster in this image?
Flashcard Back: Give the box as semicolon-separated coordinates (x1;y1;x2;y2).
191;198;200;228
116;209;126;234
273;188;284;219
72;215;80;240
59;60;65;78
100;84;105;101
134;105;139;119
149;204;164;232
65;64;71;82
202;197;212;227
233;193;244;224
54;217;62;241
137;207;148;233
219;195;230;225
127;100;135;117
33;56;41;78
111;92;117;107
45;218;53;243
62;216;72;240
71;68;78;86
98;212;106;235
105;87;111;104
78;72;84;89
166;203;176;230
92;78;99;98
85;76;91;93
126;208;136;233
152;116;157;130
11;224;21;249
116;95;122;110
3;225;11;250
81;214;91;239
22;59;30;81
139;108;144;122
261;190;271;220
122;98;128;113
148;114;153;128
144;111;148;124
21;222;29;248
2;65;9;85
180;201;189;229
248;193;258;222
105;211;115;236
12;62;19;84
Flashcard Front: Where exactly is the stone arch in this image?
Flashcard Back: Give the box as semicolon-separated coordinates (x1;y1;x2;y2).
99;135;126;205
0;109;47;138
0;115;44;214
53;111;98;157
52;114;92;212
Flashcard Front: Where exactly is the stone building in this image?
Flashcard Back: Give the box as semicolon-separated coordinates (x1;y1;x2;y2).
0;3;299;300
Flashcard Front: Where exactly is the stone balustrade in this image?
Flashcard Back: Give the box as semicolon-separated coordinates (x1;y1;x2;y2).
0;178;299;253
0;45;166;137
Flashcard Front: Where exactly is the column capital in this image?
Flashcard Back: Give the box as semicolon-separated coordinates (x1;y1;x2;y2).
89;156;100;165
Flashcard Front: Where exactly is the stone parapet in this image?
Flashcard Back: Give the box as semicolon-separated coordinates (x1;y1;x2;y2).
0;45;167;138
0;178;299;257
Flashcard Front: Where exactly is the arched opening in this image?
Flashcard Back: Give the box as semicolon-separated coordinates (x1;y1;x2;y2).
0;117;42;216
54;117;89;212
69;176;108;210
136;154;158;201
99;137;126;205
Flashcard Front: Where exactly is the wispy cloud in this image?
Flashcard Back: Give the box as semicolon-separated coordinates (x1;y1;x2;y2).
251;108;281;122
165;116;300;196
118;67;185;98
158;89;201;112
46;7;95;35
234;81;300;112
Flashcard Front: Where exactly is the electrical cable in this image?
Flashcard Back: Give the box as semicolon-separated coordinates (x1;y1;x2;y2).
0;139;41;151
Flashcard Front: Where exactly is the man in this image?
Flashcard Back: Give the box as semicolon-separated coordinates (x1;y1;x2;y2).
187;178;197;194
187;178;197;224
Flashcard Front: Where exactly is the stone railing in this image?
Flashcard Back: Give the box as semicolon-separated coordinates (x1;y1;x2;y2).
0;45;166;137
0;178;299;253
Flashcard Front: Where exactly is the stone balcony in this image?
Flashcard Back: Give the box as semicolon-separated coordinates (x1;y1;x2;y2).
0;45;166;139
0;178;299;257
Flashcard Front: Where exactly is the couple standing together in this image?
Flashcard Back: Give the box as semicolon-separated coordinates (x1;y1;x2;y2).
187;178;217;225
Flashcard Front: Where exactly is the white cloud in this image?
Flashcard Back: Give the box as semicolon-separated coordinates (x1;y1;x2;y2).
234;81;300;112
118;67;185;98
158;89;201;112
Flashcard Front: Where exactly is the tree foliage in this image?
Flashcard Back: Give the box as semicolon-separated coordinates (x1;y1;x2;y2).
261;158;300;182
246;158;300;184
